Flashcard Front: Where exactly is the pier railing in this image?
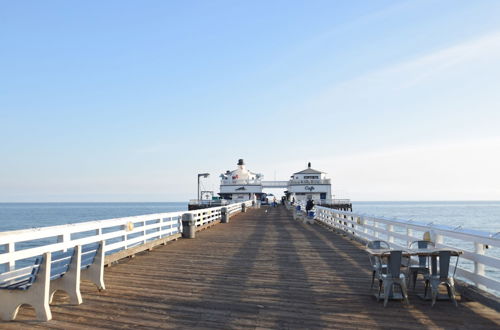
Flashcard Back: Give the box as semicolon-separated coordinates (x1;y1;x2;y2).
313;206;500;294
288;179;331;185
0;201;253;278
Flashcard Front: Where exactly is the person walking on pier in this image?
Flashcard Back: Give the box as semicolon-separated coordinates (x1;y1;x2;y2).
306;199;314;213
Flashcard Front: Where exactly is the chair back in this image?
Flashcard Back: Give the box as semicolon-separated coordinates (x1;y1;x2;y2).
367;240;390;269
387;251;403;278
410;240;435;267
367;240;390;249
438;250;452;279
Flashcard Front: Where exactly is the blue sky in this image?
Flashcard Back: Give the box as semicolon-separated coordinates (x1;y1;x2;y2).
1;0;500;202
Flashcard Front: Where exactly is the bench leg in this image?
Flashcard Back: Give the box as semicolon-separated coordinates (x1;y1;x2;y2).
50;245;83;305
0;252;52;321
81;241;106;291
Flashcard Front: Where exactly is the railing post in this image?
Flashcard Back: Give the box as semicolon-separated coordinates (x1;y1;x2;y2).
434;233;443;245
182;213;196;239
221;207;229;224
5;242;15;271
474;242;486;290
406;227;413;247
387;224;394;243
123;221;133;249
374;221;379;238
57;233;70;251
177;216;182;234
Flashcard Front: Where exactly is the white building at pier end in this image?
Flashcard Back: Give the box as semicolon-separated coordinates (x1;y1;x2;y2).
219;159;263;202
218;159;333;204
287;162;332;204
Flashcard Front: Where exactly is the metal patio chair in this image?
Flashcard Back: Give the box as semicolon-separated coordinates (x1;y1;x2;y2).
366;240;390;288
378;250;410;307
408;240;435;289
424;250;459;307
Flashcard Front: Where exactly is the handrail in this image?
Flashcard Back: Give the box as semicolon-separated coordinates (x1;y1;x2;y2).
0;202;251;274
312;206;500;294
288;179;331;185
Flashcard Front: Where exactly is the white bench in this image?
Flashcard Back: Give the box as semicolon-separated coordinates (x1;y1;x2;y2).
0;240;106;321
0;252;53;321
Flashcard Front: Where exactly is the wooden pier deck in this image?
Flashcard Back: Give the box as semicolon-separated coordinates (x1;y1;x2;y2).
4;206;500;329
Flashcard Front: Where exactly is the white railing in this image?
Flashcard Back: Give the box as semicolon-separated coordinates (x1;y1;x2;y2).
316;199;351;205
220;180;262;185
227;200;253;215
314;206;500;294
261;181;289;188
188;199;229;206
289;179;331;185
0;202;251;275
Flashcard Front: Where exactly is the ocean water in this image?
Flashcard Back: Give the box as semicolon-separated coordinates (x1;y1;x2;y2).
352;201;500;233
0;202;187;232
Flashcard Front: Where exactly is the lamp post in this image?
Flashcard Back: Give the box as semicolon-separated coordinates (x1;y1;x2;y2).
198;173;210;202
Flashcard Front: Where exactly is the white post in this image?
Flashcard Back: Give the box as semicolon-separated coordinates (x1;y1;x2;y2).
142;221;146;245
122;224;128;249
6;242;15;271
387;224;394;243
57;233;70;251
406;227;413;247
434;233;443;245
474;242;486;290
374;221;379;238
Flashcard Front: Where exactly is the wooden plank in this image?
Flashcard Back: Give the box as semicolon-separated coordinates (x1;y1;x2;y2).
104;233;181;266
5;207;500;329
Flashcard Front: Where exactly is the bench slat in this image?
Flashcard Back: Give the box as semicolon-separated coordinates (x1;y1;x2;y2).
50;263;71;278
0;265;36;283
81;254;96;266
52;249;74;261
82;244;99;254
0;276;35;290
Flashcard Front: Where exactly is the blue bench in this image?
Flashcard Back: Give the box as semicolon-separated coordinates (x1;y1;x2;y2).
49;246;83;306
0;252;52;321
0;240;106;321
80;241;106;291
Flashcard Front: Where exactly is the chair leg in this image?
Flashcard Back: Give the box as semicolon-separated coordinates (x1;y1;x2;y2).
400;280;410;305
383;280;392;307
430;281;438;307
447;278;458;307
424;279;429;299
371;270;376;288
377;280;383;301
412;271;418;289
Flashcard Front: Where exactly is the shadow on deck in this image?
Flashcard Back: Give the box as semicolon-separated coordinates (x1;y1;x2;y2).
4;206;500;329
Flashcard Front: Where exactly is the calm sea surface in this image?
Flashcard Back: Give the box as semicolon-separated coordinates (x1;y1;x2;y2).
352;201;500;233
0;202;187;232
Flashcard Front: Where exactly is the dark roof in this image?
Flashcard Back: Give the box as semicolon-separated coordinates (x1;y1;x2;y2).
293;168;324;175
